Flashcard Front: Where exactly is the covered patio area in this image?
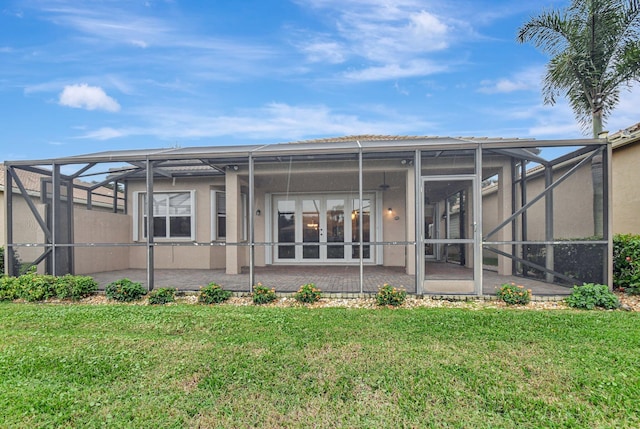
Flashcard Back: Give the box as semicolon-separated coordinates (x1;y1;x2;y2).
88;265;572;297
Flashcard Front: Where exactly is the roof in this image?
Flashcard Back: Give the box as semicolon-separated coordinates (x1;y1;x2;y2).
291;134;527;144
610;122;640;150
4;135;604;167
0;164;122;208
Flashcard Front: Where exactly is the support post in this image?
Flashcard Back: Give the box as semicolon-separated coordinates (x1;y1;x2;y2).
146;159;155;291
520;161;528;276
414;149;422;294
475;146;483;295
249;154;255;291
544;167;554;283
358;143;364;294
5;165;14;276
52;163;60;276
225;167;242;275
604;141;613;288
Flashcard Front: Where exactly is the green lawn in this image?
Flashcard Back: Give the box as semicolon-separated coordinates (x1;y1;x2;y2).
1;303;639;428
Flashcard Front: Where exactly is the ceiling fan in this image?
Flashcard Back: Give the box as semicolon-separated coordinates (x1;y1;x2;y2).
379;172;390;191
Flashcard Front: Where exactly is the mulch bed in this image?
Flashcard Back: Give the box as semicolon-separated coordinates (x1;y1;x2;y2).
66;291;640;311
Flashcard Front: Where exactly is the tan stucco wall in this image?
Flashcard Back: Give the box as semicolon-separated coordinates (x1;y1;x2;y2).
253;165;408;268
127;177;226;269
612;143;640;234
74;210;131;274
3;193;47;265
482;162;595;241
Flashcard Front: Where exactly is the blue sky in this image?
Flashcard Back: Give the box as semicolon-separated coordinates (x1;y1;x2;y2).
2;0;639;162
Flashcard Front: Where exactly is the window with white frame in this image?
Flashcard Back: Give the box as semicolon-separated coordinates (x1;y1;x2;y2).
134;191;195;240
211;190;247;241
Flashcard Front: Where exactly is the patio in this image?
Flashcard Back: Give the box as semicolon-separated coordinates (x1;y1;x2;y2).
88;264;573;297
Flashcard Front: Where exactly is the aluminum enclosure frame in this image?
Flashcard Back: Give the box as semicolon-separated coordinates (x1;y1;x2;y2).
3;135;612;294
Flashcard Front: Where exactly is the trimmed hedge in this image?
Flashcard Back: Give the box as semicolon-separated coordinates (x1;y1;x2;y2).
0;272;97;302
613;234;640;294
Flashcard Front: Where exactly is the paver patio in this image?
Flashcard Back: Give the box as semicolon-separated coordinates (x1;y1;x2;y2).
89;263;572;296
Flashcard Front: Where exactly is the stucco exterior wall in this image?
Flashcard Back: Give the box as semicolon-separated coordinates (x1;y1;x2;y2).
124;165;410;270
127;177;225;269
612;143;640;234
4;194;47;265
482;161;595;242
73;210;131;274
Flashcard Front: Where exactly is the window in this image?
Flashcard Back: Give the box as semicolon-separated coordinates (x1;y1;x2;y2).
134;191;195;240
214;192;226;239
211;190;247;241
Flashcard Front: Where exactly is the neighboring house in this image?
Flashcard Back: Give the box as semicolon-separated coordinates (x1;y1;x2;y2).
0;164;124;274
3;135;611;294
609;122;640;235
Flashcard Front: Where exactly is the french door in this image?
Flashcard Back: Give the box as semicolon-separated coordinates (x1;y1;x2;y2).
274;194;374;263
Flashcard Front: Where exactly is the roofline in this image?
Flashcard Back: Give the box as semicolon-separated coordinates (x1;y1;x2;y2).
4;137;606;166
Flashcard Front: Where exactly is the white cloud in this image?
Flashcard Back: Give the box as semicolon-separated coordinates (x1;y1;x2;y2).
130;40;148;48
292;0;473;81
478;67;544;94
76;102;434;141
343;60;447;81
299;40;346;64
81;127;126;140
59;83;121;112
604;82;640;133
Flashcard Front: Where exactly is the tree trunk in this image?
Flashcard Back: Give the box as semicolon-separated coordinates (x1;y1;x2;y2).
591;111;604;238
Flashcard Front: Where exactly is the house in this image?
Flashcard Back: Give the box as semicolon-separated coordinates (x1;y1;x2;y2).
0;164;124;274
3;135;611;295
609;122;640;235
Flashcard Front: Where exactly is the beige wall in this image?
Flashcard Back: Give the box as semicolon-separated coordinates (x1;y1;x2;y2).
127;177;226;269
483;161;595;241
612;143;640;234
124;164;412;270
2;193;47;266
74;210;131;274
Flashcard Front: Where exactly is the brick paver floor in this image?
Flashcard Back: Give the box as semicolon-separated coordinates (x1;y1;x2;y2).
89;264;571;296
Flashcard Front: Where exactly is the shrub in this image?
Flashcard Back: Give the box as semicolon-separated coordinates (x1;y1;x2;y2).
55;275;98;300
294;283;322;304
105;278;146;302
375;284;407;307
198;282;232;304
0;246;22;277
497;283;532;305
148;287;176;305
613;234;640;294
15;272;58;302
252;283;277;305
0;276;18;301
565;283;620;310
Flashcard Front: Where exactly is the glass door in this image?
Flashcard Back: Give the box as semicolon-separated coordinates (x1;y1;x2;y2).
273;194;375;263
423;177;478;294
351;198;371;259
276;199;296;260
325;198;345;259
302;199;320;259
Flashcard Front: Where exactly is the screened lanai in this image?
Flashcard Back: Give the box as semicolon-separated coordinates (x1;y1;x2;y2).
3;135;612;296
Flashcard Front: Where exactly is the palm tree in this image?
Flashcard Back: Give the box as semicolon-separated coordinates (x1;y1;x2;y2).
517;0;640;236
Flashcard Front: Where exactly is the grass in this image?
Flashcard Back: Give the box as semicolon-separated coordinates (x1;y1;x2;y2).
1;303;640;428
